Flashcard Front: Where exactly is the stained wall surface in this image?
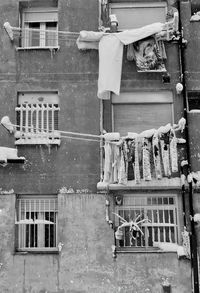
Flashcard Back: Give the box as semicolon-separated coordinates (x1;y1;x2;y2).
0;1;192;292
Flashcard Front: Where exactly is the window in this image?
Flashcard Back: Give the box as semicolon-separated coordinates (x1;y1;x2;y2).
191;0;200;15
112;91;174;136
20;7;58;49
115;194;179;250
109;2;167;30
188;92;200;111
15;195;58;252
15;92;60;145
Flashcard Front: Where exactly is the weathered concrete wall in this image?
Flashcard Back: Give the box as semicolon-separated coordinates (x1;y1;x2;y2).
188;113;200;171
0;193;192;293
0;0;100;193
0;1;193;292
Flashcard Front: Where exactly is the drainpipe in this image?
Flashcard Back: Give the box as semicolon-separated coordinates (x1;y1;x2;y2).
100;99;104;182
177;1;199;292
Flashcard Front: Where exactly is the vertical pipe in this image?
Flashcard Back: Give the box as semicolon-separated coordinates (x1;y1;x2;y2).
100;99;104;182
178;1;199;291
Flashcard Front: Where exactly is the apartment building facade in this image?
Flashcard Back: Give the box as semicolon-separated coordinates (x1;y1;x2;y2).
0;0;199;292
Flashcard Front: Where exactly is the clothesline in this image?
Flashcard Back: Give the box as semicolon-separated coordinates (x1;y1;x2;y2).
9;25;81;36
3;22;108;42
1;116;186;143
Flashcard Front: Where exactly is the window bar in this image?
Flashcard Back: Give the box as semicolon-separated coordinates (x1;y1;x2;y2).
19;199;21;249
163;208;166;242
169;209;172;243
54;198;57;247
34;199;36;248
40;23;46;47
120;209;124;247
140;206;144;247
152;209;155;245
28;199;31;248
46;103;49;135
157;207;161;242
23;199;25;248
174;208;178;243
30;104;34;134
25;104;29;138
24;24;29;47
41;104;44;134
36;104;39;134
49;198;50;248
18;106;22;134
52;105;54;133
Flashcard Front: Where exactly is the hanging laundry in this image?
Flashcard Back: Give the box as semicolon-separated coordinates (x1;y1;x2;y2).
134;137;141;184
182;227;191;259
118;141;128;185
132;37;166;72
127;140;135;180
112;143;121;183
97;22;164;99
76;30;104;50
160;131;171;177
142;137;152;181
152;131;162;179
127;43;135;61
169;129;178;173
157;40;167;60
103;142;112;182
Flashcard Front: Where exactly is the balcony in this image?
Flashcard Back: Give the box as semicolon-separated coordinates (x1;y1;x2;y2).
97;122;186;191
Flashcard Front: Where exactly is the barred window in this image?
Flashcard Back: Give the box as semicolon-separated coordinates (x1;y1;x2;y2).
115;194;178;250
15;195;58;252
15;92;60;145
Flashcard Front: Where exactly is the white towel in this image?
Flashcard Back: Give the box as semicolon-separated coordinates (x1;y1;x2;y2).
98;34;123;99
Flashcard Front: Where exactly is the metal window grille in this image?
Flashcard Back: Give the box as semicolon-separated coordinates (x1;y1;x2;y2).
15;94;60;145
115;195;178;248
15;196;58;251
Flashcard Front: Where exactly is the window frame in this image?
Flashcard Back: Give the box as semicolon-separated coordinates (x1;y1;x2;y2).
20;7;59;49
188;91;200;112
109;1;167;31
114;192;181;253
15;195;58;253
15;91;60;145
111;91;174;135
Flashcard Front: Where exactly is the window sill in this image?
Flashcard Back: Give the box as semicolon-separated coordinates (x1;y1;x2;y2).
15;138;61;146
16;46;60;51
15;248;59;255
116;247;177;253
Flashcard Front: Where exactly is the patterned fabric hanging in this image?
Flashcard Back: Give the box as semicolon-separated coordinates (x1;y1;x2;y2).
103;142;112;182
152;131;162;179
160;132;171;177
134;137;141;184
142;137;151;181
127;140;135;180
169;129;178;173
118;141;128;185
112;144;121;183
182;227;191;259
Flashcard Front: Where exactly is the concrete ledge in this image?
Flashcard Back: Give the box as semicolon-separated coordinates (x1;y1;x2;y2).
97;177;182;191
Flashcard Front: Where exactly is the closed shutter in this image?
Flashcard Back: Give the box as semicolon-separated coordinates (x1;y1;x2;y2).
112;91;173;136
23;8;58;23
109;2;167;30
